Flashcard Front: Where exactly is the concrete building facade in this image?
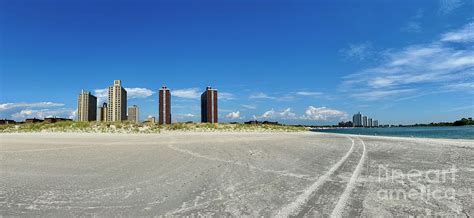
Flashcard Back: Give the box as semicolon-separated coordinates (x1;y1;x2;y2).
107;80;127;122
159;86;171;125
201;86;218;123
374;120;379;127
368;118;373;127
362;115;368;127
77;90;97;121
128;105;139;123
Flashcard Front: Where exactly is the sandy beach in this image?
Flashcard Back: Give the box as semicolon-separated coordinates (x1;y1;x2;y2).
1;132;473;216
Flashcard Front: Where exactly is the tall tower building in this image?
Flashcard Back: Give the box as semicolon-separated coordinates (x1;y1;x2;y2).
368;118;373;127
128;105;139;123
374;120;379;127
77;90;97;121
107;80;127;122
353;112;362;127
98;103;108;122
201;86;218;123
159;86;171;125
362;115;368;127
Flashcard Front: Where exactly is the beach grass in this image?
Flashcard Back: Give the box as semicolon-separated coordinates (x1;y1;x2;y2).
0;121;307;133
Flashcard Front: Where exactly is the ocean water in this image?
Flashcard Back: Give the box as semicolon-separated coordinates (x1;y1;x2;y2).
311;126;474;140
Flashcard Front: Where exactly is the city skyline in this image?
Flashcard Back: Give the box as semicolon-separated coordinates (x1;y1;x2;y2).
1;0;473;125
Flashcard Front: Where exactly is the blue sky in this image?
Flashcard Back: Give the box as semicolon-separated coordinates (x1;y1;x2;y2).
1;0;473;125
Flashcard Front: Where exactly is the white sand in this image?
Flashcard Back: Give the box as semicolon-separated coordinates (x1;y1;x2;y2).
0;132;472;216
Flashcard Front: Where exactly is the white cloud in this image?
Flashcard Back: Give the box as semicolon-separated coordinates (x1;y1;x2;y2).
11;108;76;120
259;108;296;120
439;0;463;15
260;109;274;119
0;102;64;111
0;102;75;121
249;92;276;100
296;91;323;97
351;89;417;101
441;22;474;43
125;88;155;99
279;108;296;119
95;87;154;102
94;89;108;103
302;106;348;121
242;104;257;110
172;88;201;99
342;22;474;101
219;92;234;100
226;111;240;119
340;42;373;61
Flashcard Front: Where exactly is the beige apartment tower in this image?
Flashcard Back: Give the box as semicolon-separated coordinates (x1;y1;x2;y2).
77;90;97;121
107;80;127;122
98;102;107;122
128;105;139;123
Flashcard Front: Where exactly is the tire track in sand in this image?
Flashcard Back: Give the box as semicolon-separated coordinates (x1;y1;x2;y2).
275;136;355;217
330;137;367;217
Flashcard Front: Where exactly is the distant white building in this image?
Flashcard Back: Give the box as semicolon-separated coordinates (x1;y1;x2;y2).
362;116;368;127
374;120;379;127
368;118;373;127
353;112;363;127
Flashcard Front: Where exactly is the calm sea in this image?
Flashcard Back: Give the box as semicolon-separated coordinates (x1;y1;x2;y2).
311;126;474;140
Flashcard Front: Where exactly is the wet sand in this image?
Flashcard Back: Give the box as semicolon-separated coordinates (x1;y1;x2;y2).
1;132;472;216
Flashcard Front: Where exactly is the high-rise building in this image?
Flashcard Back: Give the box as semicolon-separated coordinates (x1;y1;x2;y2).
159;86;171;125
107;80;127;122
201;86;218;123
128;105;139;123
77;90;97;121
374;120;379;127
362;115;368;127
353;112;362;127
368;118;373;127
98;103;107;122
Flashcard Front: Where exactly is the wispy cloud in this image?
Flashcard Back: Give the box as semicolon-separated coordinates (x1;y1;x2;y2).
295;91;323;97
342;21;474;101
249;92;276;100
438;0;463;15
125;88;155;99
441;22;474;43
172;88;200;99
219;92;235;100
0;102;64;111
401;9;423;33
340;42;373;61
401;21;422;33
242;104;257;110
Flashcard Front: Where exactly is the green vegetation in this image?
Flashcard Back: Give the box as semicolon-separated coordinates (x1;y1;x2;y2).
412;117;473;127
0;121;307;133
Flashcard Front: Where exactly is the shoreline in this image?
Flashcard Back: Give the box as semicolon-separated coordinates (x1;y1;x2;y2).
2;130;473;142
